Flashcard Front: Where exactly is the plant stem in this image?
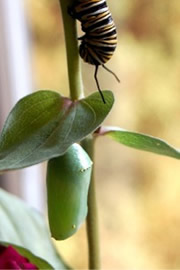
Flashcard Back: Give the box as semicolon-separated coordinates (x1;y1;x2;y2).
58;0;84;100
59;1;100;268
81;137;100;269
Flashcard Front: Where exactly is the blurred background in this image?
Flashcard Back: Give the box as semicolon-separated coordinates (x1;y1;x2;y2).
1;0;180;268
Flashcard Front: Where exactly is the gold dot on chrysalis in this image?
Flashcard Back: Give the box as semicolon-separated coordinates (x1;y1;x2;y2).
72;224;76;229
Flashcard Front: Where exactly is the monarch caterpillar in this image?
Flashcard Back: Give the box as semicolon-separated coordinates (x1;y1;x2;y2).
69;0;120;103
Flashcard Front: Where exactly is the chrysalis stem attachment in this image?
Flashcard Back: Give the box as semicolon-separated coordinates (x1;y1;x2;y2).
102;64;120;83
94;66;106;104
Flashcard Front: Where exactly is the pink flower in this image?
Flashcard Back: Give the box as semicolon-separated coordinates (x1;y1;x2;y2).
0;245;38;269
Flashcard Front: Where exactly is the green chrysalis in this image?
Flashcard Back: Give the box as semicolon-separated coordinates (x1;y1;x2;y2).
47;143;92;240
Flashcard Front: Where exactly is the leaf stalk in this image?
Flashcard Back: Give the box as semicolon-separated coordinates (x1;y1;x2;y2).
58;1;100;269
58;0;84;100
81;137;100;270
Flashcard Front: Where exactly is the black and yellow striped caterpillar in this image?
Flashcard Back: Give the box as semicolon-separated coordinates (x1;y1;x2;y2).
69;0;120;103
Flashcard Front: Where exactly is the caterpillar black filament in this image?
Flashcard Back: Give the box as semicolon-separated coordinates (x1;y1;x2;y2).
69;0;120;103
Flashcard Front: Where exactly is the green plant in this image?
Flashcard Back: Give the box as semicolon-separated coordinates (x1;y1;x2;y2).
0;0;180;269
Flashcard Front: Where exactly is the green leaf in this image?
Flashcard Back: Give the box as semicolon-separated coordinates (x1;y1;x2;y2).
47;143;92;240
0;188;70;269
0;90;114;171
99;126;180;159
